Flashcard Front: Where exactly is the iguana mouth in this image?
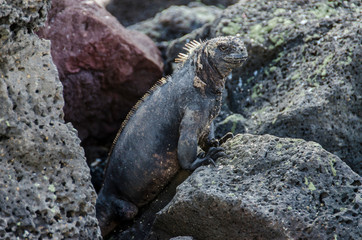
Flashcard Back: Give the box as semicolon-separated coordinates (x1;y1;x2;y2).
224;54;248;64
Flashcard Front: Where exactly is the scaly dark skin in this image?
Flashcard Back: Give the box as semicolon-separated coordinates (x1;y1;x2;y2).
96;36;248;236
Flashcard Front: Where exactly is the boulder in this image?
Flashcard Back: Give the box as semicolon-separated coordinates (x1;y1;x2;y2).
169;237;194;240
153;134;362;239
104;0;237;26
128;2;222;74
167;0;362;175
0;0;101;239
128;3;222;43
0;0;48;42
37;0;164;162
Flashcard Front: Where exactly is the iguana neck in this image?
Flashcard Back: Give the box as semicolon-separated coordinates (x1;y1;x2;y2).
194;47;229;95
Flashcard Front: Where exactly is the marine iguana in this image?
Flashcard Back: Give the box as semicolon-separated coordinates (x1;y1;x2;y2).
96;36;248;236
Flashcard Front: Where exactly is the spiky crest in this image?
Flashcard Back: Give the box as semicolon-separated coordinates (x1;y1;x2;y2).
105;39;201;170
175;40;202;63
106;77;168;164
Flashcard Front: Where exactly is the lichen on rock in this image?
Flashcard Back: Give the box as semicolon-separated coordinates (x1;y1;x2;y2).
153;134;362;240
167;0;362;174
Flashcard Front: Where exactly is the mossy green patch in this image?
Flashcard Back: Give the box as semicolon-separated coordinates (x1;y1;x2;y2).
329;158;337;176
273;51;286;64
220;114;245;134
253;106;269;117
306;76;320;87
272;117;278;124
274;8;286;15
340;56;353;66
304;33;321;42
305;177;309;185
321;69;327;77
318;53;334;74
291;71;301;81
251;83;263;100
222;21;242;36
48;184;56;192
249;23;265;44
308;181;316;191
249;17;286;44
305;53;333;85
195;9;219;23
310;2;337;19
304;177;316;191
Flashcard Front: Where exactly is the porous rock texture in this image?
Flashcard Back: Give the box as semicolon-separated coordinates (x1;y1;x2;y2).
37;0;164;162
152;134;362;240
128;3;222;43
167;0;362;175
169;236;194;240
0;0;48;43
0;0;101;239
128;2;222;74
104;0;238;26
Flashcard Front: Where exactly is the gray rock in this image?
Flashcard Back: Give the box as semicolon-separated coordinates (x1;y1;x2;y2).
128;3;222;43
128;2;223;75
153;134;361;240
0;0;101;239
169;236;194;240
37;0;164;168
0;0;50;43
167;0;362;175
104;0;237;26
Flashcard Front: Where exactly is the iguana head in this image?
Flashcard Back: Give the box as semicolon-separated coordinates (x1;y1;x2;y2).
194;36;248;94
175;36;248;94
201;36;248;78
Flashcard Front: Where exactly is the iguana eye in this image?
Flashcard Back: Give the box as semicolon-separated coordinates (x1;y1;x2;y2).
218;45;228;51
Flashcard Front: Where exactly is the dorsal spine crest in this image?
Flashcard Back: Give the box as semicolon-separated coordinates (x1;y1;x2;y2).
107;77;168;160
175;39;202;63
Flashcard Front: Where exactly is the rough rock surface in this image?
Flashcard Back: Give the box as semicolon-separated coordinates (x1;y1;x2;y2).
0;0;49;43
37;0;164;161
167;0;362;175
104;0;237;26
0;0;101;239
169;236;194;240
128;3;222;43
153;134;362;240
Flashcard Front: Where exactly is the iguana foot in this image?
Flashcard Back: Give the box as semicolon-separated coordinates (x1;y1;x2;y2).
207;137;220;148
96;193;138;237
190;147;227;170
205;132;234;150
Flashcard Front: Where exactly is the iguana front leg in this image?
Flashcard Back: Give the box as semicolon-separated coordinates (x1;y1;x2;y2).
199;121;219;151
199;121;235;151
178;109;226;170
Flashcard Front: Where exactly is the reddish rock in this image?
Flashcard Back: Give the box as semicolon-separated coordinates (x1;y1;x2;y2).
37;0;163;160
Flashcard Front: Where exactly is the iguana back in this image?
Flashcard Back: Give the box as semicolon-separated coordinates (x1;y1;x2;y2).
96;36;248;236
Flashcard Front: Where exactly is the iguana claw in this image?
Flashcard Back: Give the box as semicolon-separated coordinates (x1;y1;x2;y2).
191;147;227;169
